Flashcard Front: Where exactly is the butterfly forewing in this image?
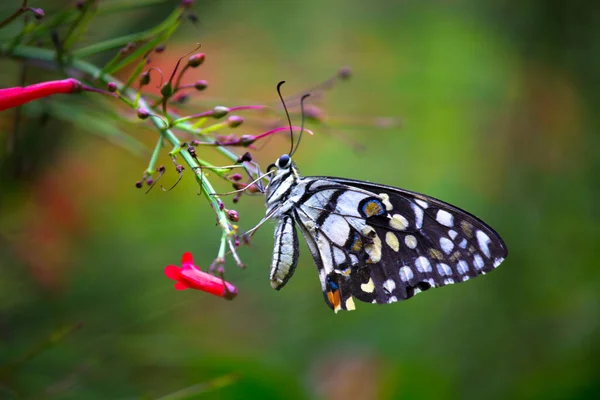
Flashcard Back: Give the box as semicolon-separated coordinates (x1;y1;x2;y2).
265;157;508;313
295;177;506;311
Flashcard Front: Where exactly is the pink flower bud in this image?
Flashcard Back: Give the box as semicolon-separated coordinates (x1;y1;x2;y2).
194;80;208;91
188;53;206;68
227;115;244;128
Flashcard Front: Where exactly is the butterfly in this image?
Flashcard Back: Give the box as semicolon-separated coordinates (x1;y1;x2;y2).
260;82;507;313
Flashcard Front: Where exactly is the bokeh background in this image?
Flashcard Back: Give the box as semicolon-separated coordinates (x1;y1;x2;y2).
1;0;599;399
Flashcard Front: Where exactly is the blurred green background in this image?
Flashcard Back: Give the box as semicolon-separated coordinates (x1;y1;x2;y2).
1;0;599;399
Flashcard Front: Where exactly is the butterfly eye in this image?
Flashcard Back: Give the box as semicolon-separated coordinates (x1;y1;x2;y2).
277;154;291;169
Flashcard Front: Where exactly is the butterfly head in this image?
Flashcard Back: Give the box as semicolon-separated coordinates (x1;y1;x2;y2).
265;154;301;209
275;154;292;170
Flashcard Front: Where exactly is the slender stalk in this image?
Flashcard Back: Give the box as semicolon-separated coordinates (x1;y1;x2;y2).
0;0;28;30
3;43;245;266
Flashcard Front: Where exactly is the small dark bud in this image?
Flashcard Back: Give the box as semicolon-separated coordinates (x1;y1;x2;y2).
75;1;85;11
235;237;240;247
187;146;196;158
194;80;208;91
218;201;224;210
180;0;194;8
246;184;260;194
230;173;243;181
160;82;173;98
239;135;256;146
304;104;325;122
146;178;154;186
227;209;239;222
188;53;206;68
176;165;184;173
158;165;166;173
137;108;150;119
119;48;127;56
174;94;189;104
338;66;352;80
232;194;240;203
31;8;45;19
242;233;251;245
187;13;198;23
125;42;136;52
155;44;166;53
139;71;150;86
238;152;252;163
190;140;200;146
212;106;229;118
135;181;143;188
107;82;118;92
227;115;244;128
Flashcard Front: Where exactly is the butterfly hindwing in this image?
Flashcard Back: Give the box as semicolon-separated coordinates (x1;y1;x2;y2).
293;177;508;310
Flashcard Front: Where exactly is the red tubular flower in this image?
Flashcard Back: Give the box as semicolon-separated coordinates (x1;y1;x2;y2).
164;252;237;300
0;78;82;111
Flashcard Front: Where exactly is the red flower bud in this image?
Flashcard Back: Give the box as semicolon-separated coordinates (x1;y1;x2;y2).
164;252;237;299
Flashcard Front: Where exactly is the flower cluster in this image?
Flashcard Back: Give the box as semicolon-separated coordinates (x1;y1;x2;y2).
0;0;393;303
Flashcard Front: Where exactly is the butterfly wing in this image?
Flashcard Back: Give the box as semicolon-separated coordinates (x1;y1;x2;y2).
294;177;508;312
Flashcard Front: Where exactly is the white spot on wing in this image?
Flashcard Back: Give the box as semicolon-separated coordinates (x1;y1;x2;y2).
389;214;409;230
404;234;417;249
459;239;468;249
399;266;413;282
383;279;396;293
361;278;375;293
333;247;346;265
415;199;429;209
448;230;458;240
457;260;469;275
473;254;484;270
440;237;454;254
335;190;371;218
379;193;393;210
385;232;400;252
322;214;350;247
387;296;398;303
436;210;454;227
436;263;452;276
444;278;455;285
412;203;424;229
476;230;492;258
345;297;356;311
415;256;432;272
493;257;504;268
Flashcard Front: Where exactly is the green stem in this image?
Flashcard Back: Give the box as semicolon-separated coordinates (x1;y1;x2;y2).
2;43;245;266
73;6;183;58
146;135;164;174
0;0;28;30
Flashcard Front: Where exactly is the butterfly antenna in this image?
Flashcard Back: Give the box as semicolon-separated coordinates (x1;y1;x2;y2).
291;93;310;156
276;81;294;155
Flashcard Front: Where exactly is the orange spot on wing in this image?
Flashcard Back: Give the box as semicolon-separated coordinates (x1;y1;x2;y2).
364;200;384;217
327;289;342;312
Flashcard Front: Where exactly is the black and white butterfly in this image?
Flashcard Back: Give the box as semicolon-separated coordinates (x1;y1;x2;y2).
260;82;507;313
